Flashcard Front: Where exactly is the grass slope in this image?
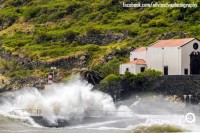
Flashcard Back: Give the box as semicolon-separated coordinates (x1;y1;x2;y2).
0;0;200;78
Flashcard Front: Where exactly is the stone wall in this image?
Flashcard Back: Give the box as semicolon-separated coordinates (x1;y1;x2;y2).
153;75;200;103
96;75;200;103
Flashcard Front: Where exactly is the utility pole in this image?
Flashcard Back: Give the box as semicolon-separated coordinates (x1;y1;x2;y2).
153;95;156;109
188;94;192;107
51;67;57;81
173;95;176;113
183;95;187;107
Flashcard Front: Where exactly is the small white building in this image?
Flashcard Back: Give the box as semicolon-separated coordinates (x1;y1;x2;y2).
119;38;200;75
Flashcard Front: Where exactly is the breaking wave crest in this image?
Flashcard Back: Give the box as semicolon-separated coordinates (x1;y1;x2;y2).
0;76;132;127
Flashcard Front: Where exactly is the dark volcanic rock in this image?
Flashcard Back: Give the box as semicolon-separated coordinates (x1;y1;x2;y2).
0;50;46;70
103;47;134;63
0;76;45;92
76;30;128;45
45;53;89;69
0;50;89;70
0;50;89;92
0;17;16;31
158;32;187;40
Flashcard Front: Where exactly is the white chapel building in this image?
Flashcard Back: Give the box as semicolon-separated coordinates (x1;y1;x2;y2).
119;38;200;75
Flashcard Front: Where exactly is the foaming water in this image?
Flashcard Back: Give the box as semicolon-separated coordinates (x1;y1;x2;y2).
118;94;200;132
0;76;132;127
0;77;200;132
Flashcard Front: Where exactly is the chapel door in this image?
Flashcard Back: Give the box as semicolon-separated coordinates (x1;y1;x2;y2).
190;52;200;74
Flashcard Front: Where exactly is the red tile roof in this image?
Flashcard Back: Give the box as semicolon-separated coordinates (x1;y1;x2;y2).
150;38;194;47
133;47;147;52
127;59;146;65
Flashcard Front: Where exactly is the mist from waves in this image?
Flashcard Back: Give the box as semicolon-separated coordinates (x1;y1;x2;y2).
0;76;133;127
118;93;200;132
0;76;200;132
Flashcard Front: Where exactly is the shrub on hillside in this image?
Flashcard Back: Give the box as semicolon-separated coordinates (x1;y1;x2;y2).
0;16;16;30
101;12;117;24
66;2;81;15
64;31;79;43
170;9;184;21
122;71;136;82
72;6;92;19
128;27;140;37
111;0;120;5
124;18;135;25
6;70;32;78
138;69;162;79
98;69;163;98
136;69;163;91
87;28;102;36
24;7;40;20
8;0;24;6
86;44;99;52
99;58;121;77
35;31;52;43
139;11;155;24
101;74;121;84
47;11;66;21
148;19;168;27
0;59;23;74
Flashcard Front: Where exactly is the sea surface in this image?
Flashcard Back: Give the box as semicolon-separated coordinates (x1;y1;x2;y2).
0;77;200;133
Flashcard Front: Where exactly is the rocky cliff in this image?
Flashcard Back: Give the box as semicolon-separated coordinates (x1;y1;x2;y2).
0;50;89;70
0;49;89;92
0;76;45;92
77;30;128;45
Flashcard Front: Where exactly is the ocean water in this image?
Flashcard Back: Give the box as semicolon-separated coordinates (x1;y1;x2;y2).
0;76;199;133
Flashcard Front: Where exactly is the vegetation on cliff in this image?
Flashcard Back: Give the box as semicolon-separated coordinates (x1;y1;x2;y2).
0;0;199;79
99;69;163;98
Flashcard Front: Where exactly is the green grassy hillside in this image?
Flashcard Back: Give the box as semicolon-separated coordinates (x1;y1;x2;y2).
0;0;200;78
